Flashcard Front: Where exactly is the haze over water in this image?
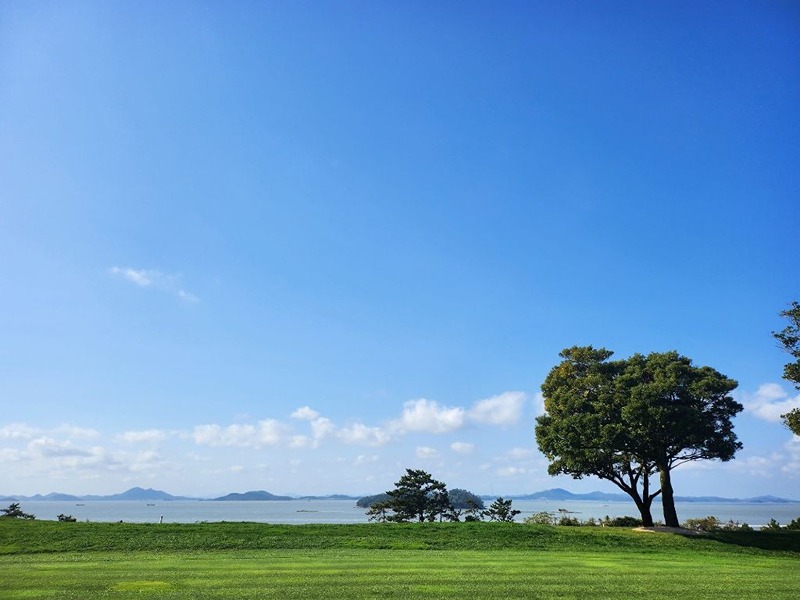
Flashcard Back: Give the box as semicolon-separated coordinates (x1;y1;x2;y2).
19;499;800;529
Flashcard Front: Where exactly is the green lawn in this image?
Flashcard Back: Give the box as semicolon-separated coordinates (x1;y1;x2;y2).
2;521;799;599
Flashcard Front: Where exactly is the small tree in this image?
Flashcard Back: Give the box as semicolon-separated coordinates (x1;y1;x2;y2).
1;503;35;520
463;498;485;522
384;469;452;523
483;497;520;522
365;501;392;523
524;511;555;526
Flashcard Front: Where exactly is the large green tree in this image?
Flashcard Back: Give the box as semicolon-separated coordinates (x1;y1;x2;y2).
536;347;742;528
536;347;661;527
384;469;452;522
773;301;800;435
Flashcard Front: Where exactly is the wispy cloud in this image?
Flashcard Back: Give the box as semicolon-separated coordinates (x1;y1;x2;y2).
109;267;198;302
291;406;335;446
450;442;475;455
468;392;526;426
0;423;41;440
116;429;168;444
193;420;286;448
337;423;391;446
741;383;800;423
416;446;439;459
390;399;466;434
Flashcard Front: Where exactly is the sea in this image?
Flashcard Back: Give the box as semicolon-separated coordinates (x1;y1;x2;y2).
13;499;800;529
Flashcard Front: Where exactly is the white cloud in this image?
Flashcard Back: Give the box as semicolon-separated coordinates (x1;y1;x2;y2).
128;450;168;473
337;423;391;446
742;383;800;423
497;466;527;477
0;423;40;440
450;442;475;455
192;420;286;448
28;437;94;458
110;266;198;302
468;392;526;426
416;446;439;459
391;399;466;434
783;436;800;476
117;429;168;443
55;425;100;439
291;407;320;420
533;392;546;416
354;454;380;466
0;448;22;461
290;407;334;446
110;267;154;287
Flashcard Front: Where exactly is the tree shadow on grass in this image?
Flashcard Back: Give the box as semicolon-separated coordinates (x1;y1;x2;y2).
703;531;800;553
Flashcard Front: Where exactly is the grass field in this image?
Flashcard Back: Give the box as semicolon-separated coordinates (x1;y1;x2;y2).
2;520;799;599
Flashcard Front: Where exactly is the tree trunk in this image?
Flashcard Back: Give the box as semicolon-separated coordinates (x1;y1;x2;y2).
631;494;655;527
659;467;680;527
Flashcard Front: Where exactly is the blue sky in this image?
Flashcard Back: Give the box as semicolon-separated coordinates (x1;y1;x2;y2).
1;1;799;503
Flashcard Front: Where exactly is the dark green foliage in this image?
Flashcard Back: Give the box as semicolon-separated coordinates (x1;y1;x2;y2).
784;409;800;436
1;503;35;520
786;517;800;531
365;501;392;523
447;488;484;510
773;301;800;389
773;302;800;434
536;346;742;528
356;493;390;508
384;469;452;522
57;514;77;522
483;497;520;522
763;519;782;531
603;516;643;527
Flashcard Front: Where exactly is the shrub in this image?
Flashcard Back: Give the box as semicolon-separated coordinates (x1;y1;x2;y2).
762;518;782;531
557;516;581;526
58;514;77;522
786;517;800;531
524;512;555;526
603;516;643;528
683;516;722;532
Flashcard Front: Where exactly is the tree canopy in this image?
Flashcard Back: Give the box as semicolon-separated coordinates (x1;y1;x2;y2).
536;346;742;527
773;301;800;435
483;497;520;522
1;503;35;520
384;469;453;523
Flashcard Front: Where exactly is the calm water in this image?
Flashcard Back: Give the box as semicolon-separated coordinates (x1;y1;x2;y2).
15;498;800;528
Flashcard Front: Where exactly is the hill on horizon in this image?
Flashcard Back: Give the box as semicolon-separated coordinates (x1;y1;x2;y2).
3;486;798;504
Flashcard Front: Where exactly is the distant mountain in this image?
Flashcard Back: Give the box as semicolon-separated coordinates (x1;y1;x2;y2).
82;487;193;501
27;492;83;501
674;494;798;504
297;494;360;501
212;490;294;501
508;488;628;502
3;486;797;504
